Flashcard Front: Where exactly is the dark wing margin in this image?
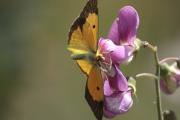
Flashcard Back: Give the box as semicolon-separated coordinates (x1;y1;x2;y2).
85;84;103;120
85;66;103;120
68;0;98;44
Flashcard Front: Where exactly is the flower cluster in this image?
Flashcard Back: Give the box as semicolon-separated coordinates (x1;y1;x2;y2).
97;6;139;118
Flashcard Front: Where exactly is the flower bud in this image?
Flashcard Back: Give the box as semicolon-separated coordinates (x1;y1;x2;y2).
160;62;180;94
163;110;177;120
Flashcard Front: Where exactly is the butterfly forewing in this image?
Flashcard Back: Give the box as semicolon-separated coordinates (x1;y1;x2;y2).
68;0;98;75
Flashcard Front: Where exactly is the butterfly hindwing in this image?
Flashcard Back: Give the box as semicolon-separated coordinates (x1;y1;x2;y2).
85;66;103;120
68;0;98;75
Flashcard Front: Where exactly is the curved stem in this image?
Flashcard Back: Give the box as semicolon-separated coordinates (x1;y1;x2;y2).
135;73;158;80
159;57;180;64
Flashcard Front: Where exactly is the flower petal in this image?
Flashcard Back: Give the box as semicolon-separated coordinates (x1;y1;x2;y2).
111;45;134;64
104;79;113;96
160;79;173;94
103;108;116;118
118;6;139;44
175;76;180;87
108;19;120;45
98;38;134;64
104;90;133;116
174;69;180;87
108;6;139;45
118;91;133;113
108;64;128;91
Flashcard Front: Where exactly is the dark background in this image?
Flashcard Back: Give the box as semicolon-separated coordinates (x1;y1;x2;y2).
0;0;180;120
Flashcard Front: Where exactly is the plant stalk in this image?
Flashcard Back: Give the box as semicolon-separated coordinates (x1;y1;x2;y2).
142;41;163;120
154;48;163;120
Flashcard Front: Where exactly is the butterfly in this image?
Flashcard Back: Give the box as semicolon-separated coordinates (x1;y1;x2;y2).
67;0;104;120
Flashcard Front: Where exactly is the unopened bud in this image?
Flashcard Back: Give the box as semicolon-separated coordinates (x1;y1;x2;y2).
163;110;177;120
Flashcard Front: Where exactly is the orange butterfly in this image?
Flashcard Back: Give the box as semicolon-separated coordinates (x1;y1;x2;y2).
67;0;104;120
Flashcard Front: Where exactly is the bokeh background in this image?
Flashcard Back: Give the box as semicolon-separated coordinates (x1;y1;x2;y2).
0;0;180;120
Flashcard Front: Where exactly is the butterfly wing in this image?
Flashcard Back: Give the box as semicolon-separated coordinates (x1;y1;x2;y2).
68;0;103;119
68;0;98;75
85;66;104;120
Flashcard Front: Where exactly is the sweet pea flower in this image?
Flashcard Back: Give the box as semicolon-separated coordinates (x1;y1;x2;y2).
96;5;139;118
160;62;180;94
102;65;134;118
98;6;139;64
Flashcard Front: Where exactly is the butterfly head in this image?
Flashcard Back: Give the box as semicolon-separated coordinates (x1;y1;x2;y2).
96;52;105;62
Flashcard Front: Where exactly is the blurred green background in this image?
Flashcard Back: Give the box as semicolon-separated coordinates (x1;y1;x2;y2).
0;0;180;120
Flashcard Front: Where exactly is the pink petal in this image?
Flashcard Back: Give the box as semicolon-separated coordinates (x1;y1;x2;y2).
108;6;139;45
108;64;128;91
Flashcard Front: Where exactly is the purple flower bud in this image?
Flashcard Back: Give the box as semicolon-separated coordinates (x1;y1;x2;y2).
163;110;177;120
108;6;139;45
160;63;180;94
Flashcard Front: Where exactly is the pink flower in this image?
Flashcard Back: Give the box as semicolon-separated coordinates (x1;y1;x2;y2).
98;6;139;64
97;5;139;118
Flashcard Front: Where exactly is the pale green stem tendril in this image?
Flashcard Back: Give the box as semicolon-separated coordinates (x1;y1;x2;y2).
135;73;158;80
159;57;180;64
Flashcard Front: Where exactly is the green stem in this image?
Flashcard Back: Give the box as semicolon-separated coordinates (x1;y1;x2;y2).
154;50;163;120
159;57;180;64
135;73;158;80
142;41;163;120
